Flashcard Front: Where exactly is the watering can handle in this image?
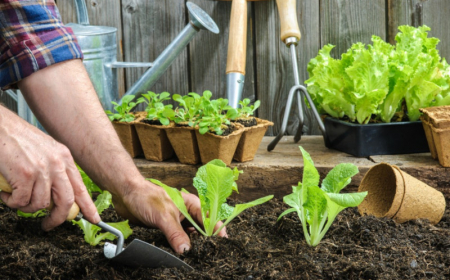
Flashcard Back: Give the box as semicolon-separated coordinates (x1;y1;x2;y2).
74;0;90;25
0;173;80;221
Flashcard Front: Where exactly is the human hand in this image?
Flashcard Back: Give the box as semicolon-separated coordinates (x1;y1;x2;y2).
111;179;227;254
0;108;100;230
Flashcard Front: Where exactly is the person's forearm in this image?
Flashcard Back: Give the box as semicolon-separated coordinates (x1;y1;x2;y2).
17;59;145;197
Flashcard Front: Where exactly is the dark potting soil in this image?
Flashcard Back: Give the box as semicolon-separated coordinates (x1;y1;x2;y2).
210;123;237;137
1;198;450;280
233;117;257;128
141;119;163;126
175;122;191;128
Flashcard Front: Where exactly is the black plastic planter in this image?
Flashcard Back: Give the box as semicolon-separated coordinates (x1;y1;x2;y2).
323;117;429;157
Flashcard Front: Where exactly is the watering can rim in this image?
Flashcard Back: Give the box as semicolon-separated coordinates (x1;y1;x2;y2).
66;23;117;36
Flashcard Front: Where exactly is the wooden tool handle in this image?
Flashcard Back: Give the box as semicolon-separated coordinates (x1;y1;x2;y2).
276;0;301;42
226;0;247;75
0;173;80;221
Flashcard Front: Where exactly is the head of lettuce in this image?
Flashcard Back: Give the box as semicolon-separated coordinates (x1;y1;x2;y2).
305;25;450;124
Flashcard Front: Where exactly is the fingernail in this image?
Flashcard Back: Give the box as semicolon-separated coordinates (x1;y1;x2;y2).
178;243;190;253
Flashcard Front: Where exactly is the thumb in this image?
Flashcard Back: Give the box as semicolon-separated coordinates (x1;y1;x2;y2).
159;218;191;254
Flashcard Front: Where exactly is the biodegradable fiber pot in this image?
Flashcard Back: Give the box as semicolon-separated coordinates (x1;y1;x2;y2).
233;118;274;162
420;106;450;166
112;121;143;158
420;117;438;159
166;125;200;165
195;123;245;166
134;119;174;162
357;163;446;225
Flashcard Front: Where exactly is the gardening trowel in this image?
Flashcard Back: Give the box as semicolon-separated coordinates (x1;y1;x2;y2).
0;174;192;270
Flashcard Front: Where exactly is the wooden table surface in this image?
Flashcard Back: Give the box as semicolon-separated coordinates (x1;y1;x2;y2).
134;136;450;200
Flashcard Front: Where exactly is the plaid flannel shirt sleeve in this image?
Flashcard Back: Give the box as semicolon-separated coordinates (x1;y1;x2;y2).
0;0;83;90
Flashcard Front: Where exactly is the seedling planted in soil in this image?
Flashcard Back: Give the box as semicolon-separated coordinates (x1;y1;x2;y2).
151;159;273;236
105;95;143;122
278;146;368;246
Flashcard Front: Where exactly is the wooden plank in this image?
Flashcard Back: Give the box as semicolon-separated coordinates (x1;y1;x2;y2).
387;0;420;44
121;0;189;110
188;0;256;102
255;0;321;136
56;0;126;97
421;0;450;62
134;136;450;201
321;0;386;57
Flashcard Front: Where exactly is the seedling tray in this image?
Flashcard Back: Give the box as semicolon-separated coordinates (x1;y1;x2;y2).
323;117;429;157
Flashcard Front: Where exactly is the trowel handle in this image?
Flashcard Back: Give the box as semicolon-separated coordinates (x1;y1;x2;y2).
226;0;247;75
276;0;301;43
0;173;80;221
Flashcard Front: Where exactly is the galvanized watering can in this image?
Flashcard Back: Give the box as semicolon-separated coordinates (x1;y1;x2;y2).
6;0;219;122
68;0;219;111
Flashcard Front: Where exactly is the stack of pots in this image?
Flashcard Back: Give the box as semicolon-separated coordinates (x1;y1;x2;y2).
420;106;450;167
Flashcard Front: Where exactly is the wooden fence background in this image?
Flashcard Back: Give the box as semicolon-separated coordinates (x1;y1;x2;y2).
1;0;449;136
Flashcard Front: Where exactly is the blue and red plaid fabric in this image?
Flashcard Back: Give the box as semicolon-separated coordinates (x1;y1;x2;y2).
0;0;83;89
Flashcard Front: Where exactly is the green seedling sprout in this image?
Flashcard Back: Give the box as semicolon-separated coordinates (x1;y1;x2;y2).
151;159;273;236
278;147;368;246
138;91;175;125
236;98;261;119
105;95;143;123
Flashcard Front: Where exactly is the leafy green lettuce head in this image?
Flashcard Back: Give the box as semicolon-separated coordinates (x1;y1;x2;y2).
306;25;450;123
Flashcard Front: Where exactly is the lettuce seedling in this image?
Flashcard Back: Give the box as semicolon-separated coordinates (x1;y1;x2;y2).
236;98;261;119
172;92;202;125
105;94;142;123
77;164;103;197
278;147;367;247
72;166;133;246
138;91;175;125
197;96;238;135
17;209;47;218
151;159;273;236
72;191;133;246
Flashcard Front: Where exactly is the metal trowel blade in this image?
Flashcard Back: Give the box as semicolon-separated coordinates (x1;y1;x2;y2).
104;239;193;270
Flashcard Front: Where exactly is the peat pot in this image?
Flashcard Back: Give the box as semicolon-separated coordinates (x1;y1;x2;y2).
196;123;245;166
166;125;201;165
420;106;450;166
111;120;142;158
135;120;174;162
233;118;273;162
358;163;446;225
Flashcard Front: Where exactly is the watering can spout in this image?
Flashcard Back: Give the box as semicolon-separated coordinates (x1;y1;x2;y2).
120;2;219;104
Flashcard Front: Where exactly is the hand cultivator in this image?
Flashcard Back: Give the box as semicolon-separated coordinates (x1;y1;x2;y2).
267;0;324;152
